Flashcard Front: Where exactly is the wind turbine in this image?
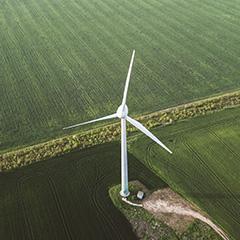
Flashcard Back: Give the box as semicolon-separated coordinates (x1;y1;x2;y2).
63;50;172;197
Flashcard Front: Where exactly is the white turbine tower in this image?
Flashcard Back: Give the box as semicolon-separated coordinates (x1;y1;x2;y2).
63;50;172;197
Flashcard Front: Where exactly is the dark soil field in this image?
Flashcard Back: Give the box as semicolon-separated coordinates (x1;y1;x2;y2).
0;143;165;239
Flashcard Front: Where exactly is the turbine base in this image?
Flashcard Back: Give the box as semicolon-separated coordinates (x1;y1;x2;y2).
120;190;130;198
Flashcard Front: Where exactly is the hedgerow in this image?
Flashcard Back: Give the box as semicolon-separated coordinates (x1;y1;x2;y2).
1;90;240;171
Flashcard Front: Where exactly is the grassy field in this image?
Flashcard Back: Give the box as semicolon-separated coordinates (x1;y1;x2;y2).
130;106;240;240
1;0;240;151
0;142;167;239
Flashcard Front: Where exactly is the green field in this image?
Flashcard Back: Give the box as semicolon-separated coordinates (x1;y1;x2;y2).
130;106;240;240
0;143;167;239
1;0;240;151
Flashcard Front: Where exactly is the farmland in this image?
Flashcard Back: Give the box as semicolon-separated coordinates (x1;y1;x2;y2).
130;106;240;239
1;0;240;238
1;0;240;152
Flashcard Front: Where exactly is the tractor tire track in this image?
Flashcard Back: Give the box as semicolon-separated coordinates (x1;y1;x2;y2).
48;177;73;240
184;142;240;225
16;175;35;240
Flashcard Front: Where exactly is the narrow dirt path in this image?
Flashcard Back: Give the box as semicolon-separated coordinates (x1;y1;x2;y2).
143;189;229;240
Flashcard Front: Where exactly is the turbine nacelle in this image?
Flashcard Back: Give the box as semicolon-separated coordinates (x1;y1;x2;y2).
116;105;128;119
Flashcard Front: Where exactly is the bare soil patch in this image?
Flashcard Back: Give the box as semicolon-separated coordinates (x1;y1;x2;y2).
143;188;229;240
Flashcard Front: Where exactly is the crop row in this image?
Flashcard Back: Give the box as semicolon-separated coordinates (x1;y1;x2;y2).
1;90;240;171
2;0;240;151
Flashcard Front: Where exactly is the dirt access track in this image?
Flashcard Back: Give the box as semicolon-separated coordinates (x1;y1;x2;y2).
143;188;229;240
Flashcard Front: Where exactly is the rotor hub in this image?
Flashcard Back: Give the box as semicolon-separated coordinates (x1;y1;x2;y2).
116;105;128;119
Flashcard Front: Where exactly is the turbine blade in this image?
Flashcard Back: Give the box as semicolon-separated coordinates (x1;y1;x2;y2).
121;50;135;106
63;113;117;130
126;116;172;154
